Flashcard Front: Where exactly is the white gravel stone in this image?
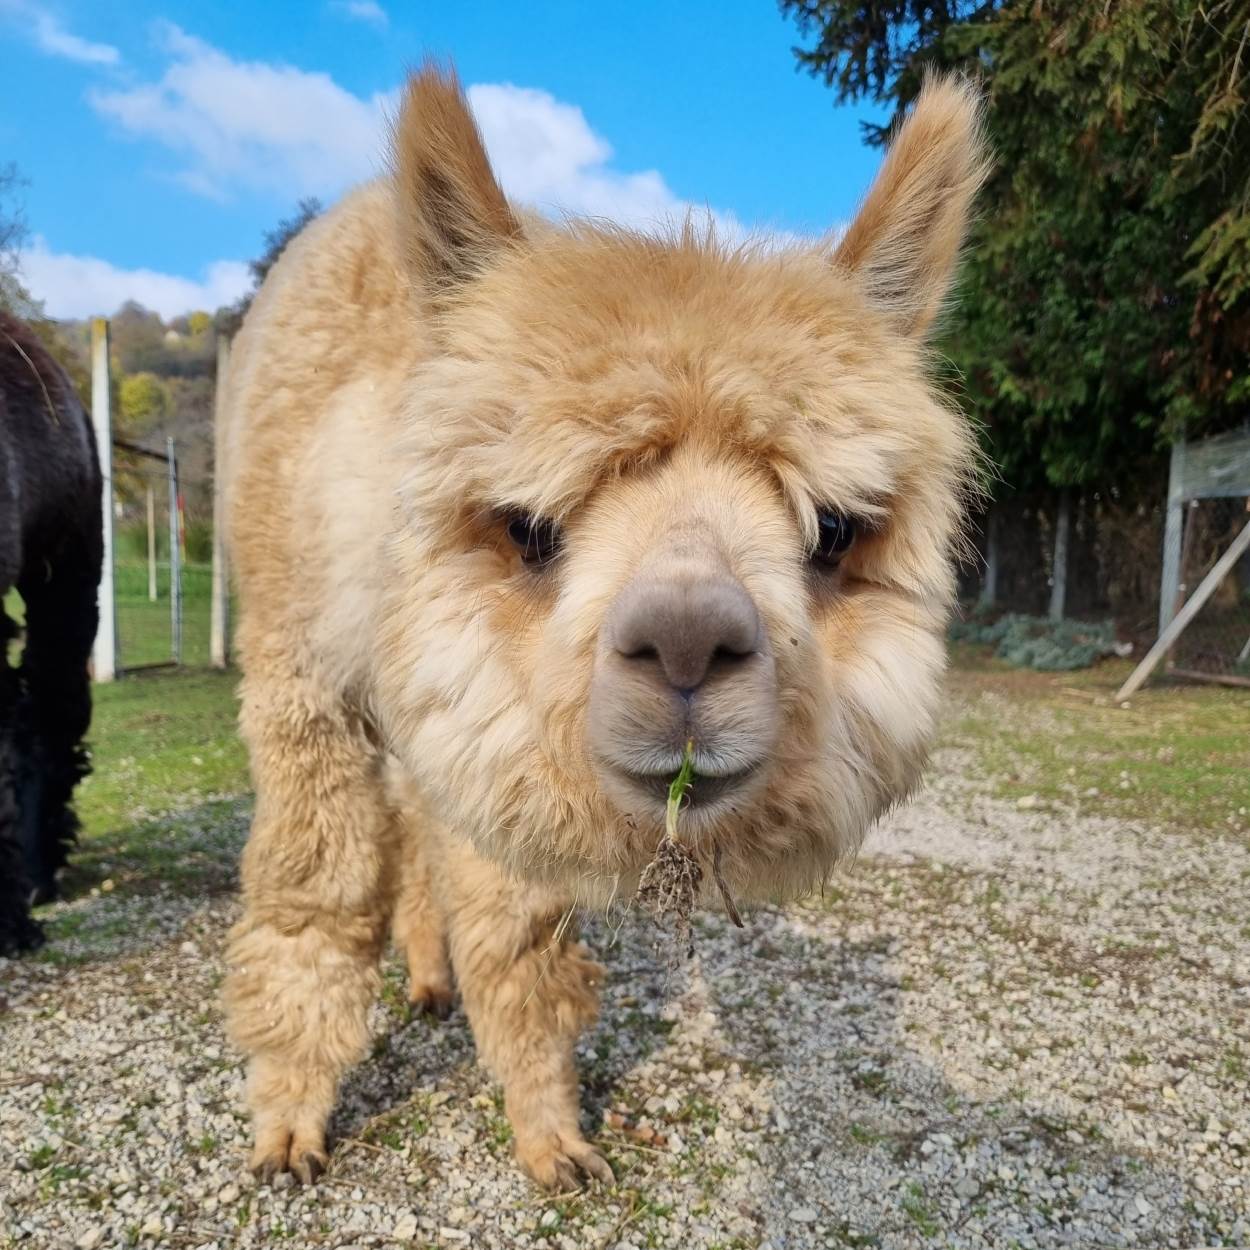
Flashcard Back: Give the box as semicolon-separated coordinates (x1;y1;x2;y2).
2;698;1247;1248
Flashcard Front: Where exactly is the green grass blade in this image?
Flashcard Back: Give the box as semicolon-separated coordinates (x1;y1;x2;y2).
665;739;696;840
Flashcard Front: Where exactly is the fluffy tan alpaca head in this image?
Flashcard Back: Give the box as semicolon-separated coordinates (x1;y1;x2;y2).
375;68;987;904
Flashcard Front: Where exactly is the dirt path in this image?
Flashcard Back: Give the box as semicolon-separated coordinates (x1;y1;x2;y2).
2;725;1247;1248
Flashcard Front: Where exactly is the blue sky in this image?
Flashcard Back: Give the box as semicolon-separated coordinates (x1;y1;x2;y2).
0;0;885;318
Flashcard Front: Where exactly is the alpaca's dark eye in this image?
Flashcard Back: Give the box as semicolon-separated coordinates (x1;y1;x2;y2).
506;514;562;566
812;510;857;566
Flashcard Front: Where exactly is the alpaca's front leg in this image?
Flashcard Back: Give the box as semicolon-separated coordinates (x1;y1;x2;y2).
432;831;611;1190
391;809;454;1017
224;671;398;1184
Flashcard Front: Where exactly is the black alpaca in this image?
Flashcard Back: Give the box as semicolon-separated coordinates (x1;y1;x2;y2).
0;311;102;955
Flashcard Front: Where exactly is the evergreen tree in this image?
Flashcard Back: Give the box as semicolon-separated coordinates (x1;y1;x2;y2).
783;0;1250;492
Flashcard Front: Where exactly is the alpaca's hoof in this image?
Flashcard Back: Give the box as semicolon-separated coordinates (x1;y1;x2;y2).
516;1133;614;1191
28;880;58;907
0;914;46;958
289;1150;327;1186
409;983;455;1020
250;1134;328;1187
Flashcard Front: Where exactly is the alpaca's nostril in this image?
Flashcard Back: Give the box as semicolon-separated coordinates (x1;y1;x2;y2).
624;643;660;662
608;574;763;693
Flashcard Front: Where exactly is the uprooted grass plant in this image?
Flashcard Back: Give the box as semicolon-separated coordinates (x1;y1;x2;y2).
634;741;743;960
634;740;703;957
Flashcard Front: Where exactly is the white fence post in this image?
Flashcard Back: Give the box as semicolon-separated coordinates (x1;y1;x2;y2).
210;334;231;669
90;318;116;682
146;483;157;602
167;436;182;665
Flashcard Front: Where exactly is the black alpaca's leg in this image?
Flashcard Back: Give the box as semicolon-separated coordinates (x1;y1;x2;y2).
0;606;44;955
17;538;99;906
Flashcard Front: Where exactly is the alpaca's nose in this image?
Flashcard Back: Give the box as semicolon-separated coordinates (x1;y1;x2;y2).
608;574;763;694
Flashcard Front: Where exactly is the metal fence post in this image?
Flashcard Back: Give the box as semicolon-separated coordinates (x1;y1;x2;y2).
167;436;182;665
210;334;231;669
978;508;998;610
1048;489;1071;621
90;318;117;682
1159;439;1186;636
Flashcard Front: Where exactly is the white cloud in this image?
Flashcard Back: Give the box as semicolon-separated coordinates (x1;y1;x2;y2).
87;25;751;235
467;83;707;231
20;236;250;319
89;23;391;201
0;0;119;64
333;0;387;27
33;10;117;63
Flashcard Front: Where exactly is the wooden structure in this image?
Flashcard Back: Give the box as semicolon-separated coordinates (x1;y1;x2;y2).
210;334;230;669
1159;427;1250;634
89;319;116;682
1117;426;1250;699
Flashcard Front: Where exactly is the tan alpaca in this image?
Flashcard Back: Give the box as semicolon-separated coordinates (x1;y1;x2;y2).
220;65;986;1189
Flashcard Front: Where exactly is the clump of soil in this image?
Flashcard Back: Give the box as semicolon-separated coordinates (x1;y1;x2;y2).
634;740;742;959
636;832;704;959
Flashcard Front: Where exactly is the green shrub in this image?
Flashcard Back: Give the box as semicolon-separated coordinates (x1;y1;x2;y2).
184;521;213;565
113;522;213;565
950;612;1120;671
115;523;165;563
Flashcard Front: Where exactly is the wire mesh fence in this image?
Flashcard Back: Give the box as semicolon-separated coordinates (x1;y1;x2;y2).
111;447;215;671
958;492;1167;640
1171;496;1250;680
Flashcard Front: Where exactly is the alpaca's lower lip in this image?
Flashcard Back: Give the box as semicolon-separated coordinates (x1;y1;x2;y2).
618;766;756;809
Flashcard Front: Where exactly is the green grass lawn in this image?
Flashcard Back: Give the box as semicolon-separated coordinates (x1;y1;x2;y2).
943;643;1250;838
80;668;248;836
51;668;251;908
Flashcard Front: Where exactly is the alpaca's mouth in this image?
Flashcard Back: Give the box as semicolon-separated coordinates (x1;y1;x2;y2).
615;765;758;811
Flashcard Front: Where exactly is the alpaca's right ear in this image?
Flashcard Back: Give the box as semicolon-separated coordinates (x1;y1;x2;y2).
392;64;521;297
835;76;988;339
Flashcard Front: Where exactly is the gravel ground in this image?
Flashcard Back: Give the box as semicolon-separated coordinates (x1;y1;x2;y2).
2;697;1248;1249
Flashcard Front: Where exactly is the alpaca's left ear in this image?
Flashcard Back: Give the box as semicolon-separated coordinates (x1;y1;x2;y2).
392;63;522;298
835;77;989;339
